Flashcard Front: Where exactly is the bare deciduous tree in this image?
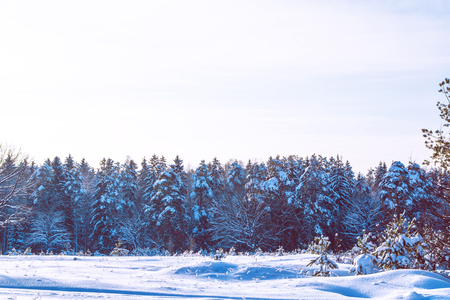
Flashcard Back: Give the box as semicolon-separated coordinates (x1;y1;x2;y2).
0;145;34;226
27;210;71;252
209;194;273;251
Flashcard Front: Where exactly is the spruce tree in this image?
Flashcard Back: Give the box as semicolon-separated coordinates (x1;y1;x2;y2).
62;155;86;250
406;162;436;222
378;161;411;218
190;160;214;250
296;155;334;244
227;160;246;201
151;168;187;253
342;173;383;245
208;157;225;202
373;162;387;194
142;155;166;217
245;161;267;204
90;158;121;253
120;158;138;216
373;213;425;270
329;156;353;234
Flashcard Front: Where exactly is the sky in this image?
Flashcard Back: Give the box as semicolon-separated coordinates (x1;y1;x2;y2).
1;0;449;174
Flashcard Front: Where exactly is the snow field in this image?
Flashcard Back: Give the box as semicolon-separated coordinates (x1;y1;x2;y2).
0;254;449;299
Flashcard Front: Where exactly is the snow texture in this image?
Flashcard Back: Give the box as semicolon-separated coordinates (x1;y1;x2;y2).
0;254;449;299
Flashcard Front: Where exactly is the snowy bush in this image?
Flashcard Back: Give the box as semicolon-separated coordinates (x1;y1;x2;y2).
372;214;425;270
306;239;321;254
276;246;284;256
110;240;129;256
349;230;378;275
254;247;263;256
7;248;19;255
60;242;75;255
350;254;378;275
306;236;339;277
213;248;226;260
420;226;450;272
131;247;162;256
352;230;376;256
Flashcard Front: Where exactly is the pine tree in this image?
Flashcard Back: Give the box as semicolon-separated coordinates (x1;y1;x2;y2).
208;157;225;201
245;161;267;205
190;160;214;250
345;160;356;192
32;159;54;210
227;160;246;201
378;161;411;218
373;213;425;270
329;155;353;246
341;173;383;246
296;155;334;244
262;156;298;249
306;235;339;277
407;162;436;222
422;77;450;169
373;162;387;194
51;157;67;210
120;158;138;215
62;155;86;250
76;158;95;252
151;168;187;252
90;158;122;253
31;157;72;252
142;155;166;218
428;168;450;229
5;222;28;252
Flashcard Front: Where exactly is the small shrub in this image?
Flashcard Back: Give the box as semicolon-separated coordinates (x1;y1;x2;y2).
350;254;378;275
372;213;424;270
213;248;226;260
110;240;129;256
352;230;376;256
254;247;263;257
276;246;284;256
306;236;339;277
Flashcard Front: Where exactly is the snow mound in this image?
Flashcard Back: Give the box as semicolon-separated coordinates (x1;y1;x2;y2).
234;266;303;280
303;269;450;299
174;260;305;281
0;255;449;299
174;261;238;280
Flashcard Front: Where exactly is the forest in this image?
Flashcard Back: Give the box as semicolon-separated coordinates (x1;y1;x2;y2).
0;148;449;266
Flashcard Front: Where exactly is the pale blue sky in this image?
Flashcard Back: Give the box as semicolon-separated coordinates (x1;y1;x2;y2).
1;0;449;173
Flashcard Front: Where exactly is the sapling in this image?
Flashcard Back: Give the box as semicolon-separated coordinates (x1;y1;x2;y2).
372;213;424;270
306;236;339;277
213;248;226;260
110;240;130;256
276;246;284;256
349;230;378;275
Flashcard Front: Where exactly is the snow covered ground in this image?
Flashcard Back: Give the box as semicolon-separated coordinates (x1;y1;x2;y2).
0;254;449;300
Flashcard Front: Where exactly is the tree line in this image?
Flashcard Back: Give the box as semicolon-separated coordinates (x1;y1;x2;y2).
1;149;448;255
